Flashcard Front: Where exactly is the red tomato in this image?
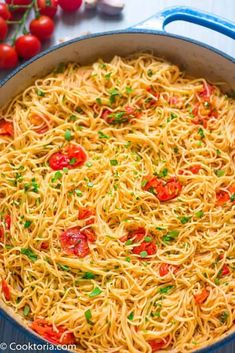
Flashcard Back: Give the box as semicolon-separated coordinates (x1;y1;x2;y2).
30;15;55;41
37;0;58;17
40;241;49;250
78;207;95;225
132;241;157;257
159;263;170;277
0;3;11;20
0;16;8;41
31;319;75;345
216;190;230;205
194;288;209;305
228;185;235;198
120;227;146;243
148;337;170;352
58;0;82;11
65;144;87;167
199;82;214;98
2;280;11;301
15;34;41;60
60;227;91;257
179;165;201;175
5;215;11;230
6;0;32;12
49;152;70;170
144;177;182;202
221;264;230;277
0;119;14;136
0;44;18;70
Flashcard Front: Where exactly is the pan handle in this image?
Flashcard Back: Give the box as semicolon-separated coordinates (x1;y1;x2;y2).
133;6;235;40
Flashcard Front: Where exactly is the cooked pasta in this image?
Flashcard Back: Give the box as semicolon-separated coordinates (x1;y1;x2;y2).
0;53;235;353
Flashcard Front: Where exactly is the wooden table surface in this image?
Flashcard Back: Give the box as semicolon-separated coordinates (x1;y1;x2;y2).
0;0;234;352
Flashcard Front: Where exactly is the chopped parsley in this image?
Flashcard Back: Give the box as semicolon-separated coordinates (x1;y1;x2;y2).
141;179;148;187
68;115;77;122
158;168;168;178
69;158;77;165
98;131;110;139
215;169;225;177
125;239;133;246
159;285;174;294
127;312;134;320
125;257;131;262
195;210;204;218
109;111;127;124
147;69;153;77
51;171;63;183
87;182;94;188
86;162;93;167
82;272;95;279
85;309;93;324
24;220;32;229
64;129;72;141
173;147;179;153
144;236;152;242
179;216;191;224
105;72;112;80
23;305;30;317
140;251;148;258
230;194;235;202
162;230;179;243
89;287;102;298
21;248;37;262
36;89;45;97
126;86;133;94
198;128;205;139
75;189;83;197
167;112;178;122
219;311;229;323
58;264;70;271
110;159;118;166
109;88;119;104
216;149;221;155
96;98;102;105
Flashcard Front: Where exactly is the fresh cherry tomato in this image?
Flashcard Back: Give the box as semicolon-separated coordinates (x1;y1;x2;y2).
65;144;87;167
49;152;70;170
143;176;182;202
60;227;91;257
58;0;82;11
0;44;18;70
194;288;209;305
0;3;11;20
119;227;146;243
0;119;14;135
6;0;32;13
30;15;54;41
159;263;170;277
40;241;49;250
148;337;170;352
31;319;75;345
132;241;157;258
220;264;230;277
0;16;8;41
15;34;41;60
78;207;95;225
2;279;11;301
37;0;58;18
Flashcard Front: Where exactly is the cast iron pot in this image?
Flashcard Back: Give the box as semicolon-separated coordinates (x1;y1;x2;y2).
0;6;234;353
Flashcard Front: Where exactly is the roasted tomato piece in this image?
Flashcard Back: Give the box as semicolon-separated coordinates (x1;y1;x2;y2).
2;279;11;301
148;336;170;352
78;207;95;225
31;319;75;345
220;264;230;277
65;144;87;167
194;288;209;304
120;227;146;243
0;119;13;136
132;241;157;257
60;227;91;257
49;152;70;170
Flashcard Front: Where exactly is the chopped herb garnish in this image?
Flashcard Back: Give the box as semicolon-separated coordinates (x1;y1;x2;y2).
24;220;32;229
173;147;179;153
159;285;174;294
85;309;93;324
204;101;210;108
87;182;94;188
215;169;225;177
68;115;77;122
179;216;191;224
21;248;37;262
158;168;168;178
195;210;204;218
96;98;102;105
83;272;95;279
108;111;127;124
216;149;221;155
110;159;118;166
75;189;83;197
214;278;220;285
58;264;70;271
52;171;63;183
36;89;45;97
98;131;110;139
127;312;134;320
167;112;178;122
230;194;235;202
126;86;133;94
64;129;72;141
162;230;179;243
125;257;131;262
147;69;153;77
89;287;102;298
144;236;152;242
219;311;229;323
105;72;112;80
69;158;77;165
141;179;148;187
140;251;148;258
125;239;133;246
86;162;93;167
109;88;119;104
198;128;205;139
23;305;30;316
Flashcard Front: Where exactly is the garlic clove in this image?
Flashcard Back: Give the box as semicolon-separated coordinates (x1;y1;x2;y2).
85;0;98;10
98;0;125;16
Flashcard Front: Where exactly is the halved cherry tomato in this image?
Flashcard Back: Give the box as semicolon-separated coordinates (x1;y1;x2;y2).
49;152;70;170
221;264;230;277
0;44;18;70
30;15;55;41
144;176;182;202
179;164;201;175
0;3;11;20
2;279;11;301
37;0;58;18
120;227;146;243
65;144;87;167
0;17;8;41
159;263;170;276
40;242;49;250
132;241;157;257
0;120;13;136
58;0;82;11
194;288;209;304
216;186;235;205
31;319;75;345
60;226;95;257
15;34;41;60
199;82;214;98
148;336;170;352
78;207;95;225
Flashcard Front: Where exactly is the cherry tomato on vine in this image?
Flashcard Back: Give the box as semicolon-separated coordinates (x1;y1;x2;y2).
0;3;11;20
0;44;18;70
37;0;58;18
15;34;41;60
0;16;8;41
5;0;32;13
58;0;82;11
30;15;54;41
